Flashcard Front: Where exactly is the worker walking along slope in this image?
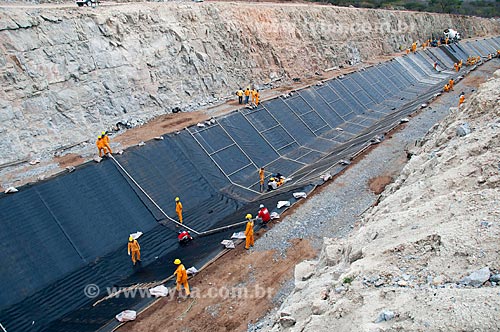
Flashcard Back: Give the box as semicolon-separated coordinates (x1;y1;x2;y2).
173;259;190;297
244;87;251;104
244;214;254;250
127;236;141;265
236;88;244;104
175;197;183;224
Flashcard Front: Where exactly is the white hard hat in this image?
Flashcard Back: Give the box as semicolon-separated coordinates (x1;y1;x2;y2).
259;204;264;208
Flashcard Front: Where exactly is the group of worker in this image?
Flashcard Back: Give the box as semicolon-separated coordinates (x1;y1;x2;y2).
267;173;285;191
236;87;260;106
96;131;112;157
244;203;271;249
443;78;454;92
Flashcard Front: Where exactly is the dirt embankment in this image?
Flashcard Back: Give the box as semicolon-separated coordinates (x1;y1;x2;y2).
263;70;500;331
1;1;498;170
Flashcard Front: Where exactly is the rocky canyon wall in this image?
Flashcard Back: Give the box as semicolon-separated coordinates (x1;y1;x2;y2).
0;2;498;164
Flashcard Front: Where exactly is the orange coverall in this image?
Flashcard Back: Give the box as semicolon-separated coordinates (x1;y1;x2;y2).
255;91;260;106
259;168;265;192
96;137;110;157
127;239;141;264
251;89;257;104
175;263;190;295
448;79;454;90
458;95;465;107
102;134;112;154
176;201;183;224
245;220;254;249
454;63;459;72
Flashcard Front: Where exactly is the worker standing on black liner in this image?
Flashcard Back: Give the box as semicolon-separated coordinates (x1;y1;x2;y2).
127;236;141;265
175;197;183;224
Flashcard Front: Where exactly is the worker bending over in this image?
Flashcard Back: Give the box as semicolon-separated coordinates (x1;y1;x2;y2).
175;197;183;224
244;214;254;250
178;230;192;244
173;259;190;296
443;84;450;93
257;204;270;224
458;93;465;108
96;135;110;157
267;177;278;191
448;78;454;90
127;236;141;265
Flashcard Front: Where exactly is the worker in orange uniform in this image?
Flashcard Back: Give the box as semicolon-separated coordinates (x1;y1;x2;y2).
244;87;251;104
96;135;110;157
443;84;450;93
458;59;463;69
236;88;244;104
448;78;454;90
411;42;417;53
259;167;265;192
101;131;112;154
497;50;500;58
255;90;260;106
173;259;190;297
251;88;258;105
458;93;465;108
454;62;459;72
405;49;410;55
244;214;254;250
175;197;183;224
127;236;141;265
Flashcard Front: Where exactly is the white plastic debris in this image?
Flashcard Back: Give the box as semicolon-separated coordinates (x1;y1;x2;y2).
154;136;164;140
270;212;280;220
339;159;351;166
138;142;145;146
335;127;344;132
400;118;410;123
4;187;18;194
187;266;198;275
115;310;136;322
321;173;332;181
93;156;103;163
29;159;41;165
293;192;307;199
66;166;75;173
197;122;205;128
221;240;235;249
129;232;143;240
231;232;247;239
149;285;169;297
277;201;291;209
209;118;216;125
116;150;124;155
420;103;428;108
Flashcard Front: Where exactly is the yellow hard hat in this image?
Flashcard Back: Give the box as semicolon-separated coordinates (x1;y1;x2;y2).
174;258;181;265
101;131;106;136
129;236;133;241
270;177;275;181
98;135;102;139
175;197;180;202
246;214;252;219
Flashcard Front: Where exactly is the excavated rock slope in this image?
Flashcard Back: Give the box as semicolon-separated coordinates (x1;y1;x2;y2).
266;70;500;331
0;2;498;164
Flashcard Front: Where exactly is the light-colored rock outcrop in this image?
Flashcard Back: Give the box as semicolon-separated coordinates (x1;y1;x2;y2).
265;70;500;331
0;2;498;164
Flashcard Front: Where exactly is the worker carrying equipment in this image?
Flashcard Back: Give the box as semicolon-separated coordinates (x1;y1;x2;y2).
257;204;271;224
127;236;141;265
178;230;193;244
173;259;190;296
244;214;254;249
448;78;454;90
175;197;183;224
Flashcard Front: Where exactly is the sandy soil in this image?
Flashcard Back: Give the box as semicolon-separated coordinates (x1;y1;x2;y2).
119;238;316;332
368;175;393;195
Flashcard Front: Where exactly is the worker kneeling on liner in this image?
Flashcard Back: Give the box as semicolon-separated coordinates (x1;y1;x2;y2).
173;258;190;296
178;230;193;244
257;204;270;224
